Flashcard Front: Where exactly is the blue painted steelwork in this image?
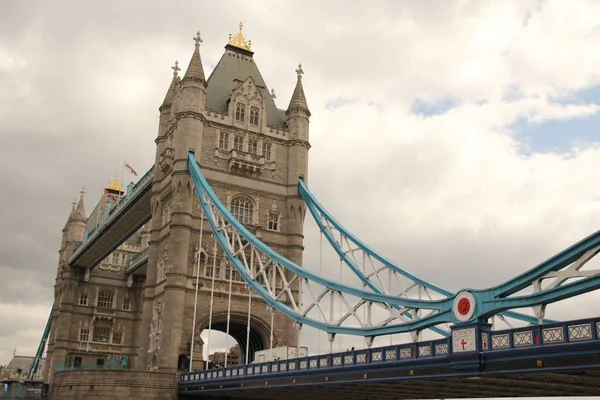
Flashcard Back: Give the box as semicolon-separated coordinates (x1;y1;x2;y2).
179;316;600;388
299;179;551;328
26;307;52;381
69;167;153;267
124;247;149;275
189;152;456;335
190;152;600;333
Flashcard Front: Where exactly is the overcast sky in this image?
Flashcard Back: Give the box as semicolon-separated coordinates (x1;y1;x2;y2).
2;2;600;391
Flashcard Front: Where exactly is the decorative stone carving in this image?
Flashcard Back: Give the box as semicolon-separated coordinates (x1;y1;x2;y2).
84;268;90;282
148;300;163;353
126;274;133;288
161;202;172;226
194;328;204;349
157;246;169;282
159;137;174;175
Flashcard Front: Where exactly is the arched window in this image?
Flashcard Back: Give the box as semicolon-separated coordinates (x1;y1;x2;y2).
235;103;245;121
93;324;111;343
230;196;253;225
79;293;88;306
250;107;259;125
97;290;114;308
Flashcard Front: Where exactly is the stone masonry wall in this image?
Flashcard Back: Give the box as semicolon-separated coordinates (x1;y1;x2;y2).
51;370;177;400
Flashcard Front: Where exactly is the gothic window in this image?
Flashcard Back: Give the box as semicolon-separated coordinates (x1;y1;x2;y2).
79;293;88;306
230;196;253;225
122;296;131;311
262;142;272;160
113;330;123;345
267;213;279;231
218;132;229;149
235;103;245;121
204;262;221;279
97;290;114;309
93;324;111;343
233;136;244;151
225;264;242;282
79;327;90;342
248;139;258;155
250;106;259;125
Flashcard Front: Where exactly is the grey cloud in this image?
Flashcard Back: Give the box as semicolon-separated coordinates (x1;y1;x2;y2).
0;0;598;371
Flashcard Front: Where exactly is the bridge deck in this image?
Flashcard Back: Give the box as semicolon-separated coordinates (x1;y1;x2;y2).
180;317;600;399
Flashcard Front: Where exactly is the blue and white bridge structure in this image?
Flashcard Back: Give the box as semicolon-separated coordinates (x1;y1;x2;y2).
30;151;600;395
184;151;599;340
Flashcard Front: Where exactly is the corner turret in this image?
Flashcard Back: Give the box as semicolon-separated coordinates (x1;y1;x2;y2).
285;64;311;184
286;63;311;120
178;32;207;114
67;188;86;243
159;61;181;115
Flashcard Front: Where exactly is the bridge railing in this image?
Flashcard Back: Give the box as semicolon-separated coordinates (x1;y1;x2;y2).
70;167;154;261
125;247;149;274
180;317;600;384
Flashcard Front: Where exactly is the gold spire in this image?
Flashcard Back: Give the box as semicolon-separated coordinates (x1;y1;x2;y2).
228;22;252;51
106;173;123;192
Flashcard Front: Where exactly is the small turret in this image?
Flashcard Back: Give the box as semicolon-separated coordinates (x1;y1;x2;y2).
67;188;86;243
285;64;311;184
286;63;311;120
159;60;181;114
178;32;207;114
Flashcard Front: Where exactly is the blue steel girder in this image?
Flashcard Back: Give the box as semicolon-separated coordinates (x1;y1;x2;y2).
189;153;456;337
190;152;600;332
69;168;153;270
298;178;552;329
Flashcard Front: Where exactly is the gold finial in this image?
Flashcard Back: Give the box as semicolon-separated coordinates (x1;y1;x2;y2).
172;60;180;77
106;173;123;192
79;187;85;198
228;21;252;51
296;63;304;79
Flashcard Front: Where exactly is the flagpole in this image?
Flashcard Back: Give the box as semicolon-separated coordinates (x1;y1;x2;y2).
119;160;125;200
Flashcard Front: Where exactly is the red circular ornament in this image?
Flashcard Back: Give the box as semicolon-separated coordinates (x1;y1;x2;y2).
457;298;471;315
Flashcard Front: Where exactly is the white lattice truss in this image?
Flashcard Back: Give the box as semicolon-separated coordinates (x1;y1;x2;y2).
531;245;600;323
318;216;451;339
198;190;448;338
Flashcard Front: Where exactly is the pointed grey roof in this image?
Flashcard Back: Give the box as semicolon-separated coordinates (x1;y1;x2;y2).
160;62;181;111
70;191;86;222
183;34;206;83
206;45;286;128
286;64;310;117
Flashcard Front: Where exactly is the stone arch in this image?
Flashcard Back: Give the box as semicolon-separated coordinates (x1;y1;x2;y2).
196;311;271;364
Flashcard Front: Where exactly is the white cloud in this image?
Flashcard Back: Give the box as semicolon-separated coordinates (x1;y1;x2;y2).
2;0;600;374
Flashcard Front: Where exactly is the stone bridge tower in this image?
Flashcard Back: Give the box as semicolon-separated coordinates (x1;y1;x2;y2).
137;24;310;371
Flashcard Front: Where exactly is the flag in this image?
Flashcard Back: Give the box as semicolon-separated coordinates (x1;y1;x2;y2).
124;163;138;176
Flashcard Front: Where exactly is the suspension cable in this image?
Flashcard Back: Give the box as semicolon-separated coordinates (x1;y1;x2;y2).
270;259;276;349
318;232;323;355
245;249;254;364
389;267;392;347
225;258;233;367
206;237;217;370
189;209;204;372
339;246;343;353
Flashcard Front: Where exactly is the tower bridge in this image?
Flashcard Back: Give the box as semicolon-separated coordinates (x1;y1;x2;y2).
11;24;600;400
